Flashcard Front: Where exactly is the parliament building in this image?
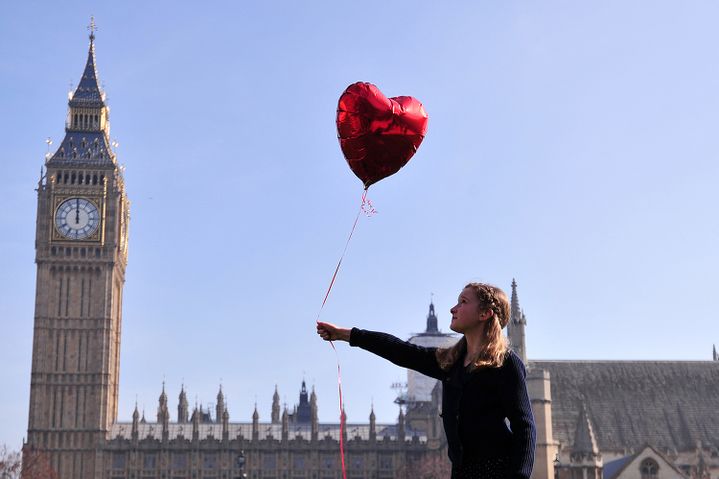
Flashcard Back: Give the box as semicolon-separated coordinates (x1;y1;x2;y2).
24;27;719;479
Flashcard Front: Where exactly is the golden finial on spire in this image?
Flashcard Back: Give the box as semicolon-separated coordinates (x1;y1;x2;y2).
88;16;97;42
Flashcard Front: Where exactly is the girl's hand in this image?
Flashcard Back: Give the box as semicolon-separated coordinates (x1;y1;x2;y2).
316;322;351;342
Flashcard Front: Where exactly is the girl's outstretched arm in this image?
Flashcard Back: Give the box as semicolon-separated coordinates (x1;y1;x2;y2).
317;322;446;380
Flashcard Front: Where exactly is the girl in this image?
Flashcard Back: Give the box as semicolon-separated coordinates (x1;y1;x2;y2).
316;282;536;479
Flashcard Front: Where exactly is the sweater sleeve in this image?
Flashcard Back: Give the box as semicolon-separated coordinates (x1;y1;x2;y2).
501;353;537;479
349;328;446;380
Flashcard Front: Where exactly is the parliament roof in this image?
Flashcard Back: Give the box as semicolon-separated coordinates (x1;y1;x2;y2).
529;359;719;454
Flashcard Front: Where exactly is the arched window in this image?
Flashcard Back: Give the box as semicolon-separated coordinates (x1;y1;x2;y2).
640;458;659;479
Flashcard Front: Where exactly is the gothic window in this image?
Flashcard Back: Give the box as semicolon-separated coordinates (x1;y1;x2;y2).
112;453;126;469
350;454;364;469
143;453;157;470
171;453;187;469
379;454;392;470
640;458;659;479
262;453;277;470
93;174;98;185
292;454;305;470
203;453;217;470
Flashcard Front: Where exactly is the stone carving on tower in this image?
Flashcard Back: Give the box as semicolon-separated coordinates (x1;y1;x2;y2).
24;19;129;479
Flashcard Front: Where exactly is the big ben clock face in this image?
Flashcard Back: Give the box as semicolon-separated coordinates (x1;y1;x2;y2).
55;197;101;240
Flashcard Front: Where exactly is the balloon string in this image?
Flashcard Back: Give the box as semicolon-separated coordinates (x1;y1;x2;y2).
316;188;368;321
316;187;368;479
330;340;347;479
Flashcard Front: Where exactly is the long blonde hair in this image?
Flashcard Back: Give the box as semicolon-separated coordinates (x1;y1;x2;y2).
435;283;510;370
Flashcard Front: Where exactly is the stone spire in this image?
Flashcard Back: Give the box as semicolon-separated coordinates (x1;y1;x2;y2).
271;385;280;424
507;278;527;363
191;405;200;442
713;344;717;361
398;407;406;442
281;407;289;441
310;386;319;441
70;17;105;108
568;402;602;479
572;403;599;457
216;385;225;424
341;406;347;443
157;382;169;423
178;384;189;423
131;403;140;441
222;408;230;442
296;380;312;423
369;405;376;441
252;404;259;441
425;301;439;334
47;18;114;167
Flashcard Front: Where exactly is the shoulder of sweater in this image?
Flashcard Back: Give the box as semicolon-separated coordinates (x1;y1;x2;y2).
503;350;527;375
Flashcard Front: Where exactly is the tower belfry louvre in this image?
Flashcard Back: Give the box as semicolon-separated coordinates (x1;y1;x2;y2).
26;22;129;479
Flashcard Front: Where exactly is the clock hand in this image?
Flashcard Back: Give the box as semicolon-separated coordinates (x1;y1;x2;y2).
75;199;80;224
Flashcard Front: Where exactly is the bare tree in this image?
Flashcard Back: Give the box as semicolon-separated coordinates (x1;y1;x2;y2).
20;447;58;479
0;445;22;479
399;451;452;479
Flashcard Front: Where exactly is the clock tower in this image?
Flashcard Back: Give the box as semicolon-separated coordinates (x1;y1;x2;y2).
26;23;129;479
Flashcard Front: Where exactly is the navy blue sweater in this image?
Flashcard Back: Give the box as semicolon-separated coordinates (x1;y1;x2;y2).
349;328;536;479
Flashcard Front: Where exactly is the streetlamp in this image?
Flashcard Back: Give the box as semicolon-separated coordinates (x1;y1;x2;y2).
235;450;247;479
553;453;561;479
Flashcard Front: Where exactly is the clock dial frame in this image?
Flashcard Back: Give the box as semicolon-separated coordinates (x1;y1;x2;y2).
53;197;102;241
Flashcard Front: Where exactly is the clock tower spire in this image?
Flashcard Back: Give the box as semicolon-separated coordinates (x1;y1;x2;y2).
25;21;129;479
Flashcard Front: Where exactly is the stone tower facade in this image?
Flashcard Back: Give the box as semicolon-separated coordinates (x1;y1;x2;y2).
25;24;129;479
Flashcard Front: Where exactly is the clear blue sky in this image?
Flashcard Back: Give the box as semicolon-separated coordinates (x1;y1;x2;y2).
1;1;718;449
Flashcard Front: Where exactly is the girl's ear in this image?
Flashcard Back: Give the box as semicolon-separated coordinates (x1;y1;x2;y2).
479;309;494;321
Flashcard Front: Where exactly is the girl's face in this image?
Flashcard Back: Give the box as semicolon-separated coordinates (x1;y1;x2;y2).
449;286;491;334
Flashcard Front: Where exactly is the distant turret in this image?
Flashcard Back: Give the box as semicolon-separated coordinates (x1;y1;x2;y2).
310;386;319;441
191;406;200;442
426;301;439;334
157;383;170;429
281;408;289;441
131;404;139;442
271;386;280;424
178;385;189;423
567;402;602;479
216;385;225;424
296;380;312;423
252;404;259;441
507;279;527;364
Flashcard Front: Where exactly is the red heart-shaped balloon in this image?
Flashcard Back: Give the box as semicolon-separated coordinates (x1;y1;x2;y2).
337;82;428;188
